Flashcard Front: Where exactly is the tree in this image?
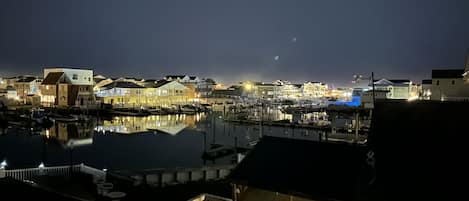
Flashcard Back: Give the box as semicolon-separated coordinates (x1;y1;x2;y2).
205;78;216;85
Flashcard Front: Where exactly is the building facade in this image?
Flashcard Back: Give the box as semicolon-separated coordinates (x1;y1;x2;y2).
431;69;469;101
96;80;192;108
372;79;419;100
40;68;95;107
14;77;42;104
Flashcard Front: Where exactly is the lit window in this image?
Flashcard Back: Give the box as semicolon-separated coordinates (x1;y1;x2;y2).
46;85;49;90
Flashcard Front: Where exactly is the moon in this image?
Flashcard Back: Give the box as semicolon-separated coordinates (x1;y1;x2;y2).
274;56;279;61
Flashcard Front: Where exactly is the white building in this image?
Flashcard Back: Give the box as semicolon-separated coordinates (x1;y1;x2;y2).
431;69;469;101
372;79;419;100
419;80;432;100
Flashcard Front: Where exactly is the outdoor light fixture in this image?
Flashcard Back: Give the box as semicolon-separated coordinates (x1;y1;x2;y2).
38;162;45;168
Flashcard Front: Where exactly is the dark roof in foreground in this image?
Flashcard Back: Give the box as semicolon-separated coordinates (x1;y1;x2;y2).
431;69;464;78
230;136;369;201
42;72;64;85
368;100;469;200
0;177;80;201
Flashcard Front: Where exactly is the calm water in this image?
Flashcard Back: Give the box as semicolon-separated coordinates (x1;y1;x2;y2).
0;112;324;171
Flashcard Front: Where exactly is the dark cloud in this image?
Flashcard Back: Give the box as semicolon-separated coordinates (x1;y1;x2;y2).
1;0;468;86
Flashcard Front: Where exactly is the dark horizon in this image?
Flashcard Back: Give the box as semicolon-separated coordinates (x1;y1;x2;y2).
1;0;469;86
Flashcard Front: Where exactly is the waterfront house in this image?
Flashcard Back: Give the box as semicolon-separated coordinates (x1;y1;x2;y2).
40;67;95;108
96;79;191;108
164;75;200;83
14;76;42;104
430;69;469;101
96;81;146;108
371;79;419;100
301;81;328;98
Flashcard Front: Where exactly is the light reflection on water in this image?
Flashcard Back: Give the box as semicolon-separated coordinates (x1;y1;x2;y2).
0;112;325;171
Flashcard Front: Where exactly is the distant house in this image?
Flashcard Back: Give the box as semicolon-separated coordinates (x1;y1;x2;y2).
14;76;42;104
301;81;328;98
0;86;18;100
40;68;95;107
371;79;418;100
360;89;389;108
420;79;432;100
164;75;200;83
430;69;469;101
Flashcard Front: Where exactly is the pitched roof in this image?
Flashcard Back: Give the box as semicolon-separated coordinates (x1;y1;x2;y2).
432;69;464;78
16;77;37;83
153;80;172;88
388;79;410;84
42;72;64;85
102;81;145;89
165;75;186;79
422;79;432;84
230;136;369;200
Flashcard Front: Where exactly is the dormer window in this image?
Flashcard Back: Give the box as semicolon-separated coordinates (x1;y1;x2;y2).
72;74;78;80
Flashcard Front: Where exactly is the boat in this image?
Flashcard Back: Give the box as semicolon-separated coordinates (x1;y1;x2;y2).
49;114;79;122
180;105;197;114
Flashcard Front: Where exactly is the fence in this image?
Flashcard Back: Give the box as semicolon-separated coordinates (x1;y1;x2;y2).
1;163;105;181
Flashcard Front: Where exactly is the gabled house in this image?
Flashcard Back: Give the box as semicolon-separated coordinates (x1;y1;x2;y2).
14;76;42;104
431;69;469;101
301;81;328;98
96;80;191;108
371;79;418;100
40;68;95;108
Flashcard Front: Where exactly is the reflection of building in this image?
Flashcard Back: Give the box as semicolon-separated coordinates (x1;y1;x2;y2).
42;121;95;148
430;69;469;101
40;68;95;108
372;79;418;100
95;114;204;135
96;80;192;108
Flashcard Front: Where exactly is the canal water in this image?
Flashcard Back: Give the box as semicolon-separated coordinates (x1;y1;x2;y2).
0;112;325;171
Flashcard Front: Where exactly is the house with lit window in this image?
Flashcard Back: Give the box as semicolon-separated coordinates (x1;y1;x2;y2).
420;80;432;100
371;79;419;100
40;67;95;107
96;80;191;108
14;76;42;104
430;69;469;101
301;81;328;98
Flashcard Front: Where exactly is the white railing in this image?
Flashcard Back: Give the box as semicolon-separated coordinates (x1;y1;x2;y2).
1;163;105;181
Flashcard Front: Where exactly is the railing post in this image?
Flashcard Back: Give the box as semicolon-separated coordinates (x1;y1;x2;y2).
0;168;5;178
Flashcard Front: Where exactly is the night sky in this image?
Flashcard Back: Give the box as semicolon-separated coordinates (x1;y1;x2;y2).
1;0;468;86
